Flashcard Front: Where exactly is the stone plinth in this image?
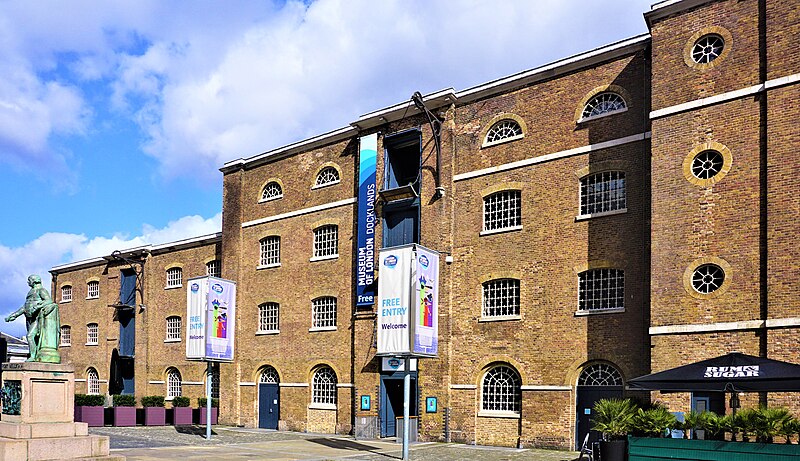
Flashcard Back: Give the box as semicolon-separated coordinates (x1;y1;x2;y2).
0;362;124;461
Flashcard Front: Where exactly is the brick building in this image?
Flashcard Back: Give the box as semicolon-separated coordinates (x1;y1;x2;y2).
53;0;799;450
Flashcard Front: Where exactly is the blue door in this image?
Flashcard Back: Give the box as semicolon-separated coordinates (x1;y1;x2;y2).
383;202;419;248
258;383;279;429
380;375;417;437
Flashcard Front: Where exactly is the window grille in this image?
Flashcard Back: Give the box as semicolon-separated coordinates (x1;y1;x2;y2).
580;171;626;215
692;34;724;64
61;285;72;302
260;237;280;266
259;366;280;384
482;365;521;413
691;150;724;180
261;181;283;201
86;323;98;345
258;302;279;332
87;281;99;299
582;92;626;119
166;267;182;287
167;369;182;398
312;297;337;329
578;363;623;386
578;269;624;311
483;190;521;232
485;119;523;145
313;225;338;258
315;167;340;187
692;264;725;294
312;366;337;405
482;279;520;318
60;326;71;346
87;368;100;395
206;260;221;277
166;316;181;341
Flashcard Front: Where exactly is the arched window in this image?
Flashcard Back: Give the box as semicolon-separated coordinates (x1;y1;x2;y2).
578;363;623;386
206;260;221;277
481;365;521;413
259;366;280;384
312;366;337;405
167;368;182;399
484;119;523;146
87;368;100;395
87;280;100;299
166;267;182;288
261;181;283;201
315;167;340;188
60;325;71;346
581;92;626;120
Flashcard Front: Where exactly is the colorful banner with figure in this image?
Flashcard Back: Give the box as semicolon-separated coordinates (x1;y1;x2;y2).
356;133;378;307
413;246;439;356
205;277;236;361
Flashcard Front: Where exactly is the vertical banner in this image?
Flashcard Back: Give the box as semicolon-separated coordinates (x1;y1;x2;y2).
205;277;236;361
377;246;413;355
186;277;209;360
356;134;378;307
413;246;439;356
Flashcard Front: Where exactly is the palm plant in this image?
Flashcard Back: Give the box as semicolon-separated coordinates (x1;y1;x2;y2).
683;411;706;439
779;417;800;444
735;408;758;442
632;405;677;438
755;407;792;443
719;413;737;441
591;398;637;441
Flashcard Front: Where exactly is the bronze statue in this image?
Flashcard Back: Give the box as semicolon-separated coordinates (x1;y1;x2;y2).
5;275;61;363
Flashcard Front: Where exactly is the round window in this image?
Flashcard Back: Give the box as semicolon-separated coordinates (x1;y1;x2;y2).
692;34;725;64
691;150;724;180
692;264;725;294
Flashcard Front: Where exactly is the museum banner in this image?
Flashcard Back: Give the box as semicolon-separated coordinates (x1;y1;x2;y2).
356;133;377;307
377;246;413;355
186;276;209;360
413;246;439;356
186;276;236;362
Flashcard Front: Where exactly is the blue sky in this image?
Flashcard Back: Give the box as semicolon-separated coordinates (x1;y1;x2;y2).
0;0;652;336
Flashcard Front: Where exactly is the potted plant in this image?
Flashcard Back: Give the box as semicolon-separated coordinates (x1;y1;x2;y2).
172;396;192;425
141;395;166;426
779;416;800;444
74;394;105;427
632;403;676;438
196;397;219;425
112;394;136;427
591;398;636;461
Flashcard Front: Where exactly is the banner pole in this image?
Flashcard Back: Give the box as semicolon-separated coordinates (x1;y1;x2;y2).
402;356;411;460
206;361;212;440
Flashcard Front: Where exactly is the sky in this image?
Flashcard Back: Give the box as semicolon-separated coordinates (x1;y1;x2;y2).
0;0;653;337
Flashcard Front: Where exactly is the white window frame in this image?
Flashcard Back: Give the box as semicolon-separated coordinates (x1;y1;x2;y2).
206;260;221;277
483;119;524;148
61;285;72;303
311;225;338;261
311;366;337;408
579;92;628;122
167;368;182;399
313;167;340;189
260;181;283;202
86;323;99;345
86;281;99;299
87;368;100;395
259;366;280;384
480;365;522;416
259;236;281;268
166;267;183;289
481;190;522;235
578;363;623;386
577;171;627;219
60;325;71;346
257;302;279;334
577;269;625;314
311;297;337;331
481;279;521;321
165;316;182;342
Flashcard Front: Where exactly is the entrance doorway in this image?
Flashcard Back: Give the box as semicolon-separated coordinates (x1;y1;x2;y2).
380;373;417;437
575;363;624;449
257;366;280;429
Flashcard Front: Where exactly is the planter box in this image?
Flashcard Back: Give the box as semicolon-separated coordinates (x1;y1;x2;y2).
628;436;800;461
173;407;193;425
195;407;218;425
113;406;136;427
75;405;105;427
144;406;166;426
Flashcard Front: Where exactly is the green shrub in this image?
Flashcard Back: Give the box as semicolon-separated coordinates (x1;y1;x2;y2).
74;394;105;407
112;394;136;407
141;396;165;408
197;397;219;408
755;407;793;443
632;404;677;437
591;398;637;440
780;418;800;444
172;396;190;407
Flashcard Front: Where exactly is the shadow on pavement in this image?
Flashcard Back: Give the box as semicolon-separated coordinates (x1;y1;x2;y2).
175;425;218;437
307;437;401;459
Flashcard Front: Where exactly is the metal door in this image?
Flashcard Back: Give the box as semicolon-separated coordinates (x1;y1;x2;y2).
575;385;623;449
380;376;417;437
258;383;279;429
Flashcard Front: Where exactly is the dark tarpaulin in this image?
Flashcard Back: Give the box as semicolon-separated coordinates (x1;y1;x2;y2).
628;352;800;393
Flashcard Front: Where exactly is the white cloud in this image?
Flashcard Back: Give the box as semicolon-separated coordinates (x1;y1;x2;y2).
0;212;221;338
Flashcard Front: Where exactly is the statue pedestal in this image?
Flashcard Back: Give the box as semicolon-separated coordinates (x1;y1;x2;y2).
0;362;124;461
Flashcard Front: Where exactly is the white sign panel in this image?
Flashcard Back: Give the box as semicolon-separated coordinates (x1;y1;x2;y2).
377;246;413;355
186;276;236;362
186;276;209;360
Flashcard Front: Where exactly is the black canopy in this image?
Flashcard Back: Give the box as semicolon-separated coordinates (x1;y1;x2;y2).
628;352;800;393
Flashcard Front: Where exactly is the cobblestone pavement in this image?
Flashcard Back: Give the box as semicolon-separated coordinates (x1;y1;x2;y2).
91;426;581;460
